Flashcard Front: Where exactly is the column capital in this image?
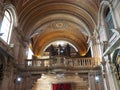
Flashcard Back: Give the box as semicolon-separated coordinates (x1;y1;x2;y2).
90;34;100;46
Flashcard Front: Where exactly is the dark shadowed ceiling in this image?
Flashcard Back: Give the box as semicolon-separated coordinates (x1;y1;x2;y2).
11;0;102;56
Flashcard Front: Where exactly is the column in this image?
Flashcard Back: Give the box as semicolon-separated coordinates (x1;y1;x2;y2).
90;36;102;65
98;74;105;90
8;64;15;90
0;62;12;90
88;72;96;90
105;55;117;90
101;59;108;90
13;70;24;90
21;73;32;90
0;75;9;90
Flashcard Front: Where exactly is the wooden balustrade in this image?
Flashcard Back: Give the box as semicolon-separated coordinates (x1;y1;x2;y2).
25;57;98;68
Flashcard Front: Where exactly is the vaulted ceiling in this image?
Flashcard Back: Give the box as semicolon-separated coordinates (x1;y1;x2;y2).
11;0;102;56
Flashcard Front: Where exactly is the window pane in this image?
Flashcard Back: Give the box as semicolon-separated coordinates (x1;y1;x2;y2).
105;10;114;38
0;10;13;43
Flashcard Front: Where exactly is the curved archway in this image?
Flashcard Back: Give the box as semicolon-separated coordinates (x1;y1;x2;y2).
43;40;78;52
112;49;120;63
1;4;18;43
4;4;18;27
33;30;88;56
98;1;116;42
112;48;120;80
98;1;112;29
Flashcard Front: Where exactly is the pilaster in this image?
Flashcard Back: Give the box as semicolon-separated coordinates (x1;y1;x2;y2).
103;55;117;90
88;72;96;90
90;34;102;65
101;58;109;90
0;61;14;90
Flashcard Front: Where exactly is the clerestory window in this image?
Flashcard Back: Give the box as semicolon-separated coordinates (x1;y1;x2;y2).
105;8;114;38
0;9;13;44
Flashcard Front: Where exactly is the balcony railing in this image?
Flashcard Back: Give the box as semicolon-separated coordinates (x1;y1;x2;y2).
25;57;98;69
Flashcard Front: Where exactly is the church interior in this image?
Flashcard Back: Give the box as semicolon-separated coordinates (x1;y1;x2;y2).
0;0;120;90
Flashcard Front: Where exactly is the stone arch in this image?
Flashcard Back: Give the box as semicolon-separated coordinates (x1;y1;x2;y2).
3;3;18;27
112;48;120;64
98;1;114;29
98;1;117;41
112;48;120;80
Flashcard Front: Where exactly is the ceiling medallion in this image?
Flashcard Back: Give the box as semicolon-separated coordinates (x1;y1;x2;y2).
52;21;68;30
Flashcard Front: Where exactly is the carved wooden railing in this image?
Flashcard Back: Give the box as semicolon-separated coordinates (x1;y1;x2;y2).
25;57;98;68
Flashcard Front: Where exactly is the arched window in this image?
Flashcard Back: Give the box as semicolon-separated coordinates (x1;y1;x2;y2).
0;9;13;44
105;8;114;38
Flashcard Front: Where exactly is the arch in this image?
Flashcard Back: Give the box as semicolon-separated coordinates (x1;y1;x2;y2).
4;4;18;27
98;1;116;41
43;40;78;52
112;48;120;80
112;48;120;63
98;1;112;29
35;35;87;56
30;17;89;56
0;4;18;43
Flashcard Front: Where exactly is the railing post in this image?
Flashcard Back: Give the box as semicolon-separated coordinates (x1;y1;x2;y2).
41;60;44;66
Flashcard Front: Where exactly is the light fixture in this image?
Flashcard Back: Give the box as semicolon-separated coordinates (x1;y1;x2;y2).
60;50;64;53
17;77;22;82
95;75;99;82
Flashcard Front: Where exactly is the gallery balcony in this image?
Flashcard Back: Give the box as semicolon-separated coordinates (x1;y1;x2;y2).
18;56;100;74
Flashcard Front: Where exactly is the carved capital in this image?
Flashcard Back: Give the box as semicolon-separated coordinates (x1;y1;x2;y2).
90;35;100;46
